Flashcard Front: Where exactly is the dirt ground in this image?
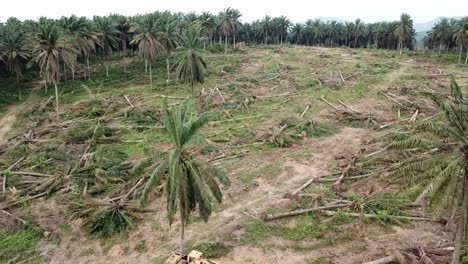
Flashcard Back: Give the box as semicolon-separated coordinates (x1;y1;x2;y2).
3;46;464;264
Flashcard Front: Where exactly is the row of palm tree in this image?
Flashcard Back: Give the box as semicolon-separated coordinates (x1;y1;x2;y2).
424;17;468;63
0;13;208;118
239;14;415;52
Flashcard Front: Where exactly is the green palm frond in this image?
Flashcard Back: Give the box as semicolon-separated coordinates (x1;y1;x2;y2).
392;154;446;177
386;137;434;150
416;157;463;202
140;160;168;205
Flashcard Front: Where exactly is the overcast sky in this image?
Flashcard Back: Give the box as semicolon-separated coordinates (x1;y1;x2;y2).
1;0;466;23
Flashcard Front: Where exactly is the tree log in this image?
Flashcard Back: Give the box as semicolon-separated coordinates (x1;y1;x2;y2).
263;203;350;221
319;210;447;224
363;255;398;264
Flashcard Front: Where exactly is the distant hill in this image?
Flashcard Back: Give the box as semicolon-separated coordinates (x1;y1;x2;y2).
414;16;463;33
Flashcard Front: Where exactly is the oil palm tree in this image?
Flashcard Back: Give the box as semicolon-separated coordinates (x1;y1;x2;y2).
394;13;414;54
219;7;238;53
130;14;163;89
172;29;206;97
112;15;135;73
0;18;30;100
453;17;468;64
61;15;100;80
433;18;452;53
261;16;272;45
94;16;120;77
386;78;468;262
140;100;230;255
354;19;365;48
276;16;290;45
158;19;179;83
199;12;216;47
31;23;77;119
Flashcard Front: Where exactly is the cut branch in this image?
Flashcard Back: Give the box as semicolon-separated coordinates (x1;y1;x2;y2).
300;104;311;118
332;150;363;191
320;96;338;110
124;95;135;108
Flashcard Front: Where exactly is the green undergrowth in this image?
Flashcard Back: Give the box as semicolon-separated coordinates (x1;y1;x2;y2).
0;225;43;263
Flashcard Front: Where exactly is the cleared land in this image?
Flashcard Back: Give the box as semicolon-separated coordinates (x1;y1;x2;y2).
0;45;467;263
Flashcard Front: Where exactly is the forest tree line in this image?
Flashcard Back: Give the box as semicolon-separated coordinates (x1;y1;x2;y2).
0;8;467;87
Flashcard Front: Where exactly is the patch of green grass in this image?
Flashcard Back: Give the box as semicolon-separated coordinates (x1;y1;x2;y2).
0;225;42;262
240;214;324;244
192;242;230;258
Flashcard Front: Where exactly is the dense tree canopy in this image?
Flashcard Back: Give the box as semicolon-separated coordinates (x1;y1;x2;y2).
0;8;466;97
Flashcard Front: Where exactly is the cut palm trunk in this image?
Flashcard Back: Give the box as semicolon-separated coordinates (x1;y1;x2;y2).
319;210;447;223
262;203;351;221
54;83;59;120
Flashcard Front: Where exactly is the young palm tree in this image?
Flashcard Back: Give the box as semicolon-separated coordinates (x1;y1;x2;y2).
31;23;77;119
386;78;468;262
0;18;30;100
172;29;207;97
94;16;120;77
130;14;163;88
140;100;230;254
394;13;414;55
158;19;179;83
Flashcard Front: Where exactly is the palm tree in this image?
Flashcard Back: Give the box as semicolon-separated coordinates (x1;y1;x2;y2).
290;23;303;44
327;21;339;46
261;16;272;45
94;16;120;77
61;15;100;80
140;100;230;255
394;13;414;55
199;12;217;47
433;18;452;53
344;22;355;47
354;19;365;48
130;14;163;89
31;23;77;119
172;29;206;97
312;20;325;46
0;18;30;100
276;16;290;45
158;19;179;83
453;17;468;64
387;78;468;263
112;15;135;73
229;9;242;47
219;7;237;53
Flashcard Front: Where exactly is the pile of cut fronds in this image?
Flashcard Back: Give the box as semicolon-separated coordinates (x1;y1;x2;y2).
385;78;467;261
64;121;118;143
70;199;145;238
